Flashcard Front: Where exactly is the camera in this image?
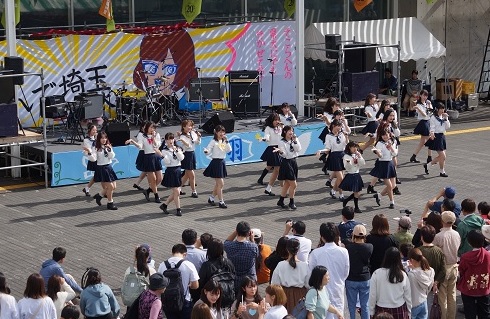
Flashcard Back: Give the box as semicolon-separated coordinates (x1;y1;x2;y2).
399;209;412;216
286;219;295;225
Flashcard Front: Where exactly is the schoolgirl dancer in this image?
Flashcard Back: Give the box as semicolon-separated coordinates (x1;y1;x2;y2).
278;102;297;127
410;89;433;163
177;119;201;198
368;128;398;209
423;103;450;177
257;113;283;195
324;109;350;187
375;100;393;121
84;132;118;210
339;141;367;214
275;125;301;210
132;121;148;191
125;122;163;203
159;133;185;216
317;119;347;200
359;93;379;152
203;125;232;208
382;109;402;192
82;124;97;196
317;97;339;144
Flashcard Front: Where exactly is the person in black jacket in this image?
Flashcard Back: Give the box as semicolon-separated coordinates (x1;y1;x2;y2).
264;237;289;283
198;239;235;296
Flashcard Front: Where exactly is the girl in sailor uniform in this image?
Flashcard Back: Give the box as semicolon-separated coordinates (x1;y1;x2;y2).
317;98;339;178
278;102;297;127
410;89;433;164
160;133;185;216
275;125;302;210
84;131;118;210
82;124;97;196
368;129;398;209
177;119;201;198
203;125;232;209
132;121;149;191
125;122;163;203
375;99;393;121
339;141;367;214
316;119;347;200
423;103;450;177
359;93;379;152
380;109;402;193
258;113;283;196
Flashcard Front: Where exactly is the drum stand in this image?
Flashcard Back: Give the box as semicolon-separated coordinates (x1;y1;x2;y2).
161;92;182;125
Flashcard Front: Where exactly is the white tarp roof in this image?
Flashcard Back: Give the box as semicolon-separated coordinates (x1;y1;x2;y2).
305;17;446;62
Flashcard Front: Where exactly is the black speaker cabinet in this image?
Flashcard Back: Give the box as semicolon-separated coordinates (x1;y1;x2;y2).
325;34;341;59
201;112;235;134
344;44;376;73
342;71;379;102
189;77;221;101
80;94;104;119
4;56;24;85
0;103;18;137
229;83;260;114
105;122;130;147
0;70;15;104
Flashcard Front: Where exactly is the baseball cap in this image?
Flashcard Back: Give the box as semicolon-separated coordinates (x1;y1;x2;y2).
352;224;367;237
482;225;490;242
251;228;262;239
398;216;412;229
441;211;456;224
444;187;456;199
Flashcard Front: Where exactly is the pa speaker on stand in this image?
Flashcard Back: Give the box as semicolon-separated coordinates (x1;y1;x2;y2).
105;122;130;147
201;112;235;134
4;56;24;85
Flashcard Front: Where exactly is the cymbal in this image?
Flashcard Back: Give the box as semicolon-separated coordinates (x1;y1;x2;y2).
98;81;133;87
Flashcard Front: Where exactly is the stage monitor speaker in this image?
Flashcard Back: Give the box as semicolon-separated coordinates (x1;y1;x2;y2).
201;112;235;134
189;77;221;101
4;56;24;85
0;103;18;137
342;71;379;102
80;94;104;119
344;44;377;73
229;83;260;114
105;122;130;147
325;34;341;59
0;70;15;104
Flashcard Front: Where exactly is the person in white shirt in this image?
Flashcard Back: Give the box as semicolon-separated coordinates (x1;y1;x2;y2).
359;93;379;152
423;103;451;177
177;119;201;198
410;90;433;164
407;248;434;319
203;125;232;209
274;126;301;210
309;223;349;319
17;273;57;319
0;272;19;319
278;103;297;127
81;124;97;197
132;122;148;192
258;113;283;196
283;220;312;263
160;132;185;216
46;276;76;319
257;285;287;319
369;247;412;319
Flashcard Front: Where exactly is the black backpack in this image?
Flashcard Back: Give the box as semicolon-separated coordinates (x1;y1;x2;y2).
162;260;186;313
210;263;236;308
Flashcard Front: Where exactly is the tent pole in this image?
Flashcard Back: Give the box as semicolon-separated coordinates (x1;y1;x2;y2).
338;43;344;104
397;41;402;129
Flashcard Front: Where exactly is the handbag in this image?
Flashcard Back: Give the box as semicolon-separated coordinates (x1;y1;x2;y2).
429;292;442;319
291;297;307;319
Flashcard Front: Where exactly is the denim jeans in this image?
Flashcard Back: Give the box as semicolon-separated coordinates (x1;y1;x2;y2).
345;280;370;319
412;301;428;319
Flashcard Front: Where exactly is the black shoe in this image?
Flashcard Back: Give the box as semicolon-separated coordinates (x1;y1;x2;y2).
208;198;216;206
367;185;375;194
325;180;332;187
329;190;336;199
154;194;161;203
257;178;264;185
354;208;363;214
440;172;448;177
374;193;381;206
264;190;275;196
396;178;401;184
176;209;182;216
107;202;118;210
319;153;327;162
180;191;186;196
393;187;401;195
143;188;151;201
289;202;297;210
93;194;102;206
133;184;144;191
277;198;286;209
342;197;349;207
82;188;90;196
410;155;420;163
389;203;395;209
160;203;169;214
218;202;228;209
191;192;198;198
427;156;432;163
423;164;429;175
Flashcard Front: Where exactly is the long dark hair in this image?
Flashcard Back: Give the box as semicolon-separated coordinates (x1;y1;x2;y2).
213;125;225;141
206;238;225;262
263;113;280;131
323;97;338;114
47;275;62;301
364;93;376;107
95;131;110;151
234;276;262;313
200;279;222;310
274;237;289;260
135;245;150;277
370;214;391;236
286;238;300;269
375;100;391;118
308;265;328;290
0;272;11;294
381;247;405;284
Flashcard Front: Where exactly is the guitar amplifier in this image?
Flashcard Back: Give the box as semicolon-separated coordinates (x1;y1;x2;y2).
229;82;260;114
78;94;104;119
41;95;67;118
342;71;379;102
188;77;221;101
229;71;259;83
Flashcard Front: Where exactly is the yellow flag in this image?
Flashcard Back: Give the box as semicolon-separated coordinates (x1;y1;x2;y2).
284;0;295;18
426;0;434;3
99;0;115;31
353;0;373;13
182;0;202;23
1;0;21;29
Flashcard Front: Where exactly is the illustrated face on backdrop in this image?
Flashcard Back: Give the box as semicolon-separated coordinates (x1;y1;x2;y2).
142;49;178;96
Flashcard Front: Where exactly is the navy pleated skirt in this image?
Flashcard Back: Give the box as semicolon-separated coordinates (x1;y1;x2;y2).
278;158;298;181
361;121;379;135
370;160;397;179
135;150;144;171
203;158;227;178
413;120;430;136
140;153;162;172
326;151;345;172
162;166;182;188
181;151;197;170
318;126;330;143
86;160;97;172
94;164;118;183
260;145;282;167
339;173;364;192
425;133;446;151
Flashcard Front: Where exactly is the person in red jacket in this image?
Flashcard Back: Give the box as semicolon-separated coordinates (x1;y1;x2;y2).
457;230;490;319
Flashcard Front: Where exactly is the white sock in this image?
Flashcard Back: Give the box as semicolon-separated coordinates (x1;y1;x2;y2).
338;193;344;199
390;200;395;204
219;200;225;204
209;195;214;201
440;169;445;174
192;190;198;194
266;185;272;192
85;186;90;191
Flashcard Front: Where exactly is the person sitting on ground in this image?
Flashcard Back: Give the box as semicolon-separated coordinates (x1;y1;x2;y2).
478;201;490;224
264;237;289;283
379;68;398;96
40;247;82;293
138;273;169;319
80;268;120;319
46;275;76;319
200;233;214;253
252;229;272;284
393;216;413;246
338;206;359;244
60;305;80;319
17;273;57;319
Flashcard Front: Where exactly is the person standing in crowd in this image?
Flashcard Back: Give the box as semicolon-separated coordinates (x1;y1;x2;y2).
126;122;163;203
193;280;225;319
82;124;97;197
344;225;373;319
305;266;345;319
418;225;446;303
257;285;287;319
275;125;301;210
203;125;232;209
258;113;283;195
191;303;213;319
338;206;359;243
17;274;56;319
40;247;82;293
85;131;118;210
366;214;399;274
379;68;398;96
339;141;368;213
252;229;272;285
369;247;412;319
433;211;460;319
283;220;312;263
309;223;349;319
457;230;490;319
264;237;289;282
457;198;485;256
271;238;309;313
393;216;414;247
402;70;423;115
80;268;120;319
230;276;263;319
224;222;259;291
359;93;379;152
182;229;207;302
423;103;450;177
46;275;76;319
0;272;19;319
138;273;168;319
278;103;297;127
132;121;149;192
407;248;434;319
177;119;201;198
410;90;433;164
160;133;185;216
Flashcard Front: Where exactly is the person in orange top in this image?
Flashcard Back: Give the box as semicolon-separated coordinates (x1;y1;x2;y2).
252;229;272;284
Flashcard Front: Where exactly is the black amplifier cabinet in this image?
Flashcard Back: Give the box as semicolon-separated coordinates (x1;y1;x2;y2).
342;71;379;102
228;71;260;114
0;103;18;137
189;77;221;101
229;70;259;82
